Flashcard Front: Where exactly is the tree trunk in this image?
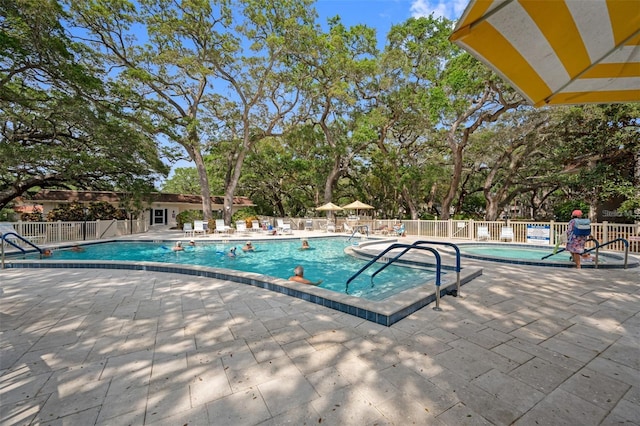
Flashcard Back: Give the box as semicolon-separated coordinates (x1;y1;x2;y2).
192;149;213;221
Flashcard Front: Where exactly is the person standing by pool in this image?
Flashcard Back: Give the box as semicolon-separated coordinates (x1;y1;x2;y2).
288;265;322;285
566;209;588;269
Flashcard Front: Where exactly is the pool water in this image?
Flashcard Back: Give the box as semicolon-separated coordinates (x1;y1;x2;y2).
41;238;439;301
457;244;617;265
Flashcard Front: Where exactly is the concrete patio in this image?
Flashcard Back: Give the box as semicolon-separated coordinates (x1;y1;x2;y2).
1;233;638;425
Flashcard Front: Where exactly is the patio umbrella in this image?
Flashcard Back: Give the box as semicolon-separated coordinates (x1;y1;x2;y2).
342;200;374;218
449;1;640;107
315;202;344;212
342;200;374;210
315;202;343;220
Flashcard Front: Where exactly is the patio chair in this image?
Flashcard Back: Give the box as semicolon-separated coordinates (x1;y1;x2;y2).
276;219;293;234
393;223;405;237
214;219;232;234
193;220;207;236
326;221;336;233
343;222;354;234
304;219;313;231
500;226;514;241
183;222;194;237
251;222;262;233
477;226;490;241
236;221;249;235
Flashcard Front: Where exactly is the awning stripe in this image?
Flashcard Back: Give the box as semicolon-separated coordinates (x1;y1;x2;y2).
521;0;590;78
450;0;640;106
462;20;549;105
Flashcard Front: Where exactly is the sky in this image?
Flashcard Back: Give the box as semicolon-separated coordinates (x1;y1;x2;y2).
164;0;470;182
314;0;467;30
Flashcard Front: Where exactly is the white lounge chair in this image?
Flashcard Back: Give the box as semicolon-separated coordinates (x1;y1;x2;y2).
251;222;262;233
236;221;248;235
277;219;292;234
183;222;194;237
326;221;336;233
214;219;232;234
193;220;207;236
477;226;490;241
500;226;514;241
343;222;354;234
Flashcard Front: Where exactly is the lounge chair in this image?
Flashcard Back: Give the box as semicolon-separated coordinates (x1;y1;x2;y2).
236;221;248;235
477;226;490;241
251;222;262;233
276;219;292;234
394;223;405;237
343;222;354;234
214;219;232;234
183;222;194;237
304;220;313;231
500;226;514;241
326;221;336;233
193;220;207;236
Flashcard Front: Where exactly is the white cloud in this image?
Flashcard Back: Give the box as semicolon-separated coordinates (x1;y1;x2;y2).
410;0;468;20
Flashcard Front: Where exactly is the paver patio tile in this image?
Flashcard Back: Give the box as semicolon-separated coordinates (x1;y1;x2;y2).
205;388;271;425
514;388;607;426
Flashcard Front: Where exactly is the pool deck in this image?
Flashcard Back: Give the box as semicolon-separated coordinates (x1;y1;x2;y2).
1;229;639;425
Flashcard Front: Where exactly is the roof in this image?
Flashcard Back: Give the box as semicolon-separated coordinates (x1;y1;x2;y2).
19;190;254;208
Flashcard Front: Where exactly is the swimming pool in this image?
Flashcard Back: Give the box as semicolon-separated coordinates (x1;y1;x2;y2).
28;238;440;300
4;237;483;326
455;243;638;268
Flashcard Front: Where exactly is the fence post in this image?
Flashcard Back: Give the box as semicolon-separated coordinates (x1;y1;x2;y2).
602;221;609;243
469;219;474;240
550;220;555;246
447;219;453;239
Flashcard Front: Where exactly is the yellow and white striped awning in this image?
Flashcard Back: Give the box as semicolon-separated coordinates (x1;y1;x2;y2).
450;0;640;107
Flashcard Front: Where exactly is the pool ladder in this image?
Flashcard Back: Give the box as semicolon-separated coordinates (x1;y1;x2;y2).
345;241;462;311
1;231;45;268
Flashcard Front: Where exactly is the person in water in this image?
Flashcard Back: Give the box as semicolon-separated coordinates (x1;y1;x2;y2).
172;241;184;251
242;241;255;252
300;239;310;250
288;265;322;285
228;247;237;258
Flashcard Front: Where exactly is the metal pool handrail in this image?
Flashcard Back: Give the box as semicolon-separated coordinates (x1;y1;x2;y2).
1;232;44;269
347;225;369;242
584;238;630;269
412;241;461;297
541;236;598;261
345;243;444;311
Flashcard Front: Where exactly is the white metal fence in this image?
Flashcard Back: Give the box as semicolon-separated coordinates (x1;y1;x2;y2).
287;218;639;254
3;218;149;247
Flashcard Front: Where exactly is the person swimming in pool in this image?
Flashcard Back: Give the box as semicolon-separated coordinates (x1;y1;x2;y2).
242;241;255;252
288;265;322;286
228;247;237;258
300;239;310;250
172;241;184;251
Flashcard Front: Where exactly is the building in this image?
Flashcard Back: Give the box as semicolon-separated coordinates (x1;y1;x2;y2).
15;190;254;228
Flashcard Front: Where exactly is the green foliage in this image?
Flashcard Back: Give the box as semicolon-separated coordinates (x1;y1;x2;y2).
232;208;259;226
175;210;203;229
554;201;589;222
0;0;167;209
46;202;128;221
